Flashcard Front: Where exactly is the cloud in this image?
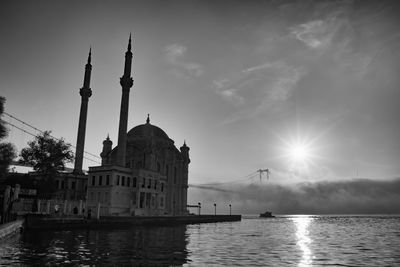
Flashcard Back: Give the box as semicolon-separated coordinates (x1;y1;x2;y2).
214;61;306;123
213;79;244;106
218;89;244;106
290;1;353;51
165;44;203;78
188;178;400;214
165;43;186;60
264;62;305;103
291;20;329;49
242;62;274;73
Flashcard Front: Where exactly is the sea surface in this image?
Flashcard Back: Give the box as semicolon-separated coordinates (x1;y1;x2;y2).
1;215;399;266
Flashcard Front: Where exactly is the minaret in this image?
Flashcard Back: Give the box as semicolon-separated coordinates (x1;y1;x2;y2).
100;134;113;166
116;35;134;167
74;48;92;174
180;141;190;214
180;140;190;164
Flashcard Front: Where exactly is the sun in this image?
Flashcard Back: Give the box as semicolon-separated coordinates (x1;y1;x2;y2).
274;126;323;174
289;143;311;163
280;137;316;171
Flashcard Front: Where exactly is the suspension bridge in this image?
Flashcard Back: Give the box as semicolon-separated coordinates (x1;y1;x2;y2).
189;168;271;192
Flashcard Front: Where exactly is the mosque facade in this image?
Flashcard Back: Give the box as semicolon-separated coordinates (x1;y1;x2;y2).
80;36;190;216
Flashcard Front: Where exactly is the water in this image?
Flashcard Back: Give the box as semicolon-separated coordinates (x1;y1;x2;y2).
1;215;399;266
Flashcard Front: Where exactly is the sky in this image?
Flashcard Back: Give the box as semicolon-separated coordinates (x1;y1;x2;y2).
1;0;400;213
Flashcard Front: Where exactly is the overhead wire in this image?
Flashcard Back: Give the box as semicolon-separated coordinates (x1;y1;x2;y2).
3;112;101;161
3;118;101;165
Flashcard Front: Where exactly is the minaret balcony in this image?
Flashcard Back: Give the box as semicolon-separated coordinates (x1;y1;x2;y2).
120;76;133;88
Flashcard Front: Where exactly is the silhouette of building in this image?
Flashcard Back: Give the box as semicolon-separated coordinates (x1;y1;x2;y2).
86;36;190;216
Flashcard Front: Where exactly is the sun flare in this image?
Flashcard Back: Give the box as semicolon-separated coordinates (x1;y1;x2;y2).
280;136;317;172
289;143;311;162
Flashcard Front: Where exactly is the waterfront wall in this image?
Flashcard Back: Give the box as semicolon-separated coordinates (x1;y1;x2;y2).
0;219;24;240
13;198;85;216
25;214;241;230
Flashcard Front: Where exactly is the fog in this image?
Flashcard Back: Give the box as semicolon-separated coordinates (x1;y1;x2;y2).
188;178;400;215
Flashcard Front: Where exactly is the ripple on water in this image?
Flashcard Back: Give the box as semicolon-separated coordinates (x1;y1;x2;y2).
0;216;400;266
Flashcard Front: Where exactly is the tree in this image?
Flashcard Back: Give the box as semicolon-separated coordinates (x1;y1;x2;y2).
0;96;16;182
0;143;17;179
19;131;74;197
0;96;8;140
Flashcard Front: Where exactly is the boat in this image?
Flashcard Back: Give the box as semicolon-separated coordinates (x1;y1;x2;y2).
259;211;275;218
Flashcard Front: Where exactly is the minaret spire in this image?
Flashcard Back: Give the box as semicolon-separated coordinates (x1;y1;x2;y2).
74;48;93;174
82;48;92;89
88;47;92;64
122;34;133;78
128;33;132;52
116;35;134;167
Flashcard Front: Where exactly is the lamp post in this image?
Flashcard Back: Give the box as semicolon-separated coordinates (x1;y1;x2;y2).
198;202;201;216
214;203;216;215
229;204;231;216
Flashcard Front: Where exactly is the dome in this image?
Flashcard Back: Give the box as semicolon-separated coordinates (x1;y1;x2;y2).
127;122;170;140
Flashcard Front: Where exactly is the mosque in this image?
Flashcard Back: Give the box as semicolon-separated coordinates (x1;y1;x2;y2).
73;36;190;216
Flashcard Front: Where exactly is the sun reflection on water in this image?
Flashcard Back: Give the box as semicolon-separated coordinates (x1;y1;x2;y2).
291;216;314;267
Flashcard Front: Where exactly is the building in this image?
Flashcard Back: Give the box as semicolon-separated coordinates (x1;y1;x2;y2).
86;36;190;216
